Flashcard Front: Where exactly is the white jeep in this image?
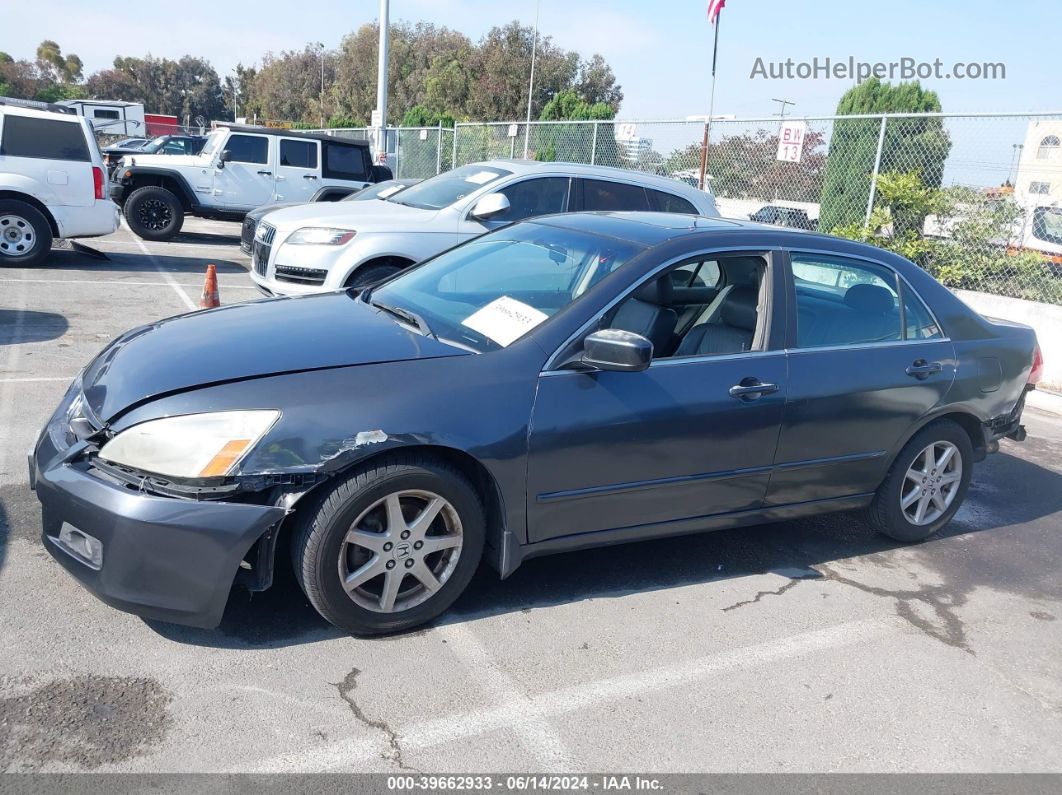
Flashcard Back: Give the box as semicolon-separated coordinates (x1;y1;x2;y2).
110;124;390;241
0;100;119;266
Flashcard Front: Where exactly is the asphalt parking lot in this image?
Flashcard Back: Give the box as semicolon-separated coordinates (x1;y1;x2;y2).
0;219;1060;773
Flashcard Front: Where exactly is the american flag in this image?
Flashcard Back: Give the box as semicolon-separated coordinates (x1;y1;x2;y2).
707;0;726;24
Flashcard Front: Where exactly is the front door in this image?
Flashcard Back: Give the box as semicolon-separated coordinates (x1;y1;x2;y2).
275;137;321;204
525;250;789;544
212;132;274;209
765;250;956;505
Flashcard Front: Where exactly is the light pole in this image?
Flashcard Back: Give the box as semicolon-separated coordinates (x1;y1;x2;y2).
375;0;390;165
314;42;326;128
522;0;540;159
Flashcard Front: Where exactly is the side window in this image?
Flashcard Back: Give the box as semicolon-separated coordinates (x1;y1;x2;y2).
647;189;698;214
581;179;650;212
323;143;369;181
792;253;901;348
224;134;268;164
280;139;318;169
93;109;120;120
0;115;90;162
902;287;943;340
669;259;721;289
491;178;569;223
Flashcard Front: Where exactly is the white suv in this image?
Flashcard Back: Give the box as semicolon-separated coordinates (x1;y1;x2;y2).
0;101;119;266
250;160;720;294
110;124;388;241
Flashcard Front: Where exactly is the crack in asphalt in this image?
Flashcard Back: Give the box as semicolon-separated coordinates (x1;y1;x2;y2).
721;578;802;612
334;668;419;772
817;564;973;654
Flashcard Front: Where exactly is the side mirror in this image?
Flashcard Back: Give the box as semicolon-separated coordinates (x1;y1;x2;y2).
218;149;232;167
581;329;653;372
470;193;511;221
372;164;394;182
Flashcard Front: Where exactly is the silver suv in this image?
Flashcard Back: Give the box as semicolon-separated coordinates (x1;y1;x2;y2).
250;160;720;295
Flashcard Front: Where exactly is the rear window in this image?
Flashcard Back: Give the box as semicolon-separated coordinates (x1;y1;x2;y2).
0;115;91;162
280;139;318;169
323;142;369;181
581;179;650;212
647;188;697;214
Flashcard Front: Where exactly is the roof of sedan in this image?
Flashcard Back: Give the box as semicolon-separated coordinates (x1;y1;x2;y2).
529;211;827;246
480;159;715;199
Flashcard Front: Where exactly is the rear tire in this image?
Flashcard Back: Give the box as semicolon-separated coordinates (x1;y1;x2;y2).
291;454;485;635
0;200;52;267
347;263;403;288
124;186;184;241
864;419;973;542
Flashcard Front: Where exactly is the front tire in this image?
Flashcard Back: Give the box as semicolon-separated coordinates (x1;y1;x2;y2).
124;186;184;241
0;200;52;266
291;454;485;635
865;419;973;542
346;263;403;288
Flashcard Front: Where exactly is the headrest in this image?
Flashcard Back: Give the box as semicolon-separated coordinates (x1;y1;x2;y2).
721;286;759;331
720;256;765;287
844;283;895;315
632;275;674;306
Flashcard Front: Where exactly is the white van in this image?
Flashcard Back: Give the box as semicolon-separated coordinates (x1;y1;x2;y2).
0;101;119;265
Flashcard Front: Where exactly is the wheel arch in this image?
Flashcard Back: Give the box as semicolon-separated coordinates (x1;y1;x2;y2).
262;443;509;590
343;255;417;286
123;169;196;211
0;190;60;237
885;410;987;475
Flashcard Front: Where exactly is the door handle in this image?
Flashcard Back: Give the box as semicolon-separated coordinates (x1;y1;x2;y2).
729;378;779;401
257;170;272;176
303;174;318;180
906;359;943;379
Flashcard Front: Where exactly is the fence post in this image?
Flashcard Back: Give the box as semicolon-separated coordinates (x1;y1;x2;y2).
436;123;443;176
590;121;599;165
452;124;459;168
524;124;531;160
863;114;888;231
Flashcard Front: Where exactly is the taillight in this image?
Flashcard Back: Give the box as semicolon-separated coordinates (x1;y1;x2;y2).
1029;343;1044;386
92;166;105;200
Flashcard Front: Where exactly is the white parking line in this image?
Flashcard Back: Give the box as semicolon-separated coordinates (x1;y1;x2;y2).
0;277;258;290
247;618;890;773
125;222;197;312
0;275;29;483
438;622;575;769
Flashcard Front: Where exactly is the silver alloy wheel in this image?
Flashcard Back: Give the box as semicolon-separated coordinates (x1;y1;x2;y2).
900;440;962;526
338;489;463;613
0;214;36;257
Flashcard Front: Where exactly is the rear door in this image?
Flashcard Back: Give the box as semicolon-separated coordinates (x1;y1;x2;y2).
212;132;274;209
765;249;956;506
573;178;651;212
0;113;96;206
275;137;321;203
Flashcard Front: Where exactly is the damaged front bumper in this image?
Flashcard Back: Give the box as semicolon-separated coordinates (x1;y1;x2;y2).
32;425;288;629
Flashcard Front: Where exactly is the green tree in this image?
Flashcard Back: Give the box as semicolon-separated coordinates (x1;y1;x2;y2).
35;40;83;83
86;55;224;123
401;105;455;128
819;78;951;233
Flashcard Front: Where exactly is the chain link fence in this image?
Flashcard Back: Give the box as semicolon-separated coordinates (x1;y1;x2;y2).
453;113;1062;305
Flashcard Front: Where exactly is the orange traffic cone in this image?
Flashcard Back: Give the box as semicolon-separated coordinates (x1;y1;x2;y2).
200;264;220;309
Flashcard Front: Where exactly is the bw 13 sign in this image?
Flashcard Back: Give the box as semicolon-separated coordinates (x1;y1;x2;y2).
776;120;807;163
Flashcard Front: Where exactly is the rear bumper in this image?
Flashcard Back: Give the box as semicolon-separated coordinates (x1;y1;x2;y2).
33;431;286;629
52;201;120;240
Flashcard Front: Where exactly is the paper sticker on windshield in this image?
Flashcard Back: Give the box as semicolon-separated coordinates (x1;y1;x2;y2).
462;296;548;346
464;170;499;185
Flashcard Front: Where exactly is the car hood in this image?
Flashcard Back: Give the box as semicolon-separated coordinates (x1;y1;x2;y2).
123;153;205;168
263;199;442;235
82;291;468;421
247;201;304;223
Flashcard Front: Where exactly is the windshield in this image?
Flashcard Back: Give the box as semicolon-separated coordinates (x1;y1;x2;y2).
344;180;408;202
388;165;511;210
368;223;642;352
199;130;225;157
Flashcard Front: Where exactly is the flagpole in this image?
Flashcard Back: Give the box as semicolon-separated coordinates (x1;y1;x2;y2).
698;15;721;191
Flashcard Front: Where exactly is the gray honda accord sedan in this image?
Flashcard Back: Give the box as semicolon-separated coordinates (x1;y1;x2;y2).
31;212;1041;635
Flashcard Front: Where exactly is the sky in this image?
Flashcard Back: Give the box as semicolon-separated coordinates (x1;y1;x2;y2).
6;0;1058;120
